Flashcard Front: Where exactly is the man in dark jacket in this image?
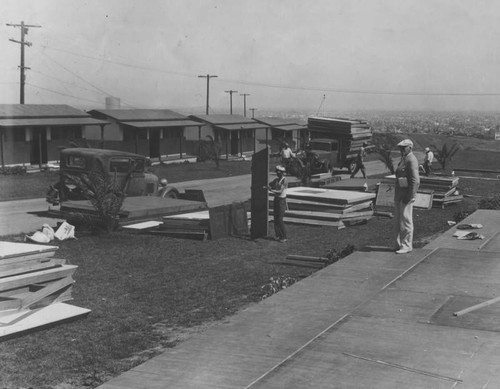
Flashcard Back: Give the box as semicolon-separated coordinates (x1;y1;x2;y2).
350;142;367;179
394;139;420;254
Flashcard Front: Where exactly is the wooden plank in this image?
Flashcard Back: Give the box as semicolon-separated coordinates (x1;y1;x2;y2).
19;276;74;310
286;187;376;205
375;182;433;209
282;216;345;229
0;241;58;260
0;265;77;293
0;257;65;278
0;303;90;339
251;147;269;239
147;230;207;241
209;205;232;240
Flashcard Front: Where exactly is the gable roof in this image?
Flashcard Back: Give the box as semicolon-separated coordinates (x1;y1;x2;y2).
0;104;94;119
189;114;268;130
255;117;306;131
88;109;190;122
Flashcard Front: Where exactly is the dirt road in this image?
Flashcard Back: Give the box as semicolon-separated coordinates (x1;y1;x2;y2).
0;157;395;237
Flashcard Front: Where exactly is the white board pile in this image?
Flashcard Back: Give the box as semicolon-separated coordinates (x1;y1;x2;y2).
419;175;462;208
270;187;376;229
0;241;90;338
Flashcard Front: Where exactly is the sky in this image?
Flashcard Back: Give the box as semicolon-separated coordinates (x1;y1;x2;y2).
2;0;500;114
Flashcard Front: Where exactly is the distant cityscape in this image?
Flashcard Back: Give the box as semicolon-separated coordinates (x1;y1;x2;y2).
258;109;500;139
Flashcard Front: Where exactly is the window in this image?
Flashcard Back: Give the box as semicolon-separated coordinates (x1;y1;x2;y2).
162;127;182;138
109;158;131;173
51;126;82;140
67;155;86;168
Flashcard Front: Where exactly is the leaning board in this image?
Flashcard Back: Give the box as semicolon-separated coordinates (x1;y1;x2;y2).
376;183;433;210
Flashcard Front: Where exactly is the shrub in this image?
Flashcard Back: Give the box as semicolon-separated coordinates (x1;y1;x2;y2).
479;195;500;210
0;165;27;175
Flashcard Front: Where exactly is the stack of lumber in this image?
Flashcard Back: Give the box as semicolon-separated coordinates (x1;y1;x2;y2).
121;201;250;240
0;241;90;338
419;175;462;208
278;254;328;269
269;187;375;229
307;117;373;158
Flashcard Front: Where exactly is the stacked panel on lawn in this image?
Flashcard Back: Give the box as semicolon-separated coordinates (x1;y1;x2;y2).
418;175;462;208
269;187;375;229
0;241;90;338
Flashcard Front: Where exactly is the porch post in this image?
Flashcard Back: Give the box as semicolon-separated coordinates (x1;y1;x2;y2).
0;129;4;169
100;124;105;149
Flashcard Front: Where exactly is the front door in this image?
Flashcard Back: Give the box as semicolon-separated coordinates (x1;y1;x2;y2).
31;128;48;166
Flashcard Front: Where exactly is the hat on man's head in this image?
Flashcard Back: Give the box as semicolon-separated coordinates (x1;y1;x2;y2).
425;147;430;152
397;139;413;148
275;165;286;172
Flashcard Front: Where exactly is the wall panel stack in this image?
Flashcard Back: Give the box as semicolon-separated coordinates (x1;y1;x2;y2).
419;175;462;208
307;117;373;158
269;187;375;229
0;241;90;338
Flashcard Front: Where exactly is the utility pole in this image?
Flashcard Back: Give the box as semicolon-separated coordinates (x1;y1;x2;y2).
198;74;218;115
240;93;250;117
249;108;257;119
224;89;238;114
7;21;41;104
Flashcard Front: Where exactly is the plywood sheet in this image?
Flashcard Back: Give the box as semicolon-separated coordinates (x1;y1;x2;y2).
250;147;269;239
0;302;90;338
376;183;433;209
286;187;375;205
0;241;58;260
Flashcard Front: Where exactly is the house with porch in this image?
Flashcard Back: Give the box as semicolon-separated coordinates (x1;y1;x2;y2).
188;114;269;159
254;117;307;152
87;109;203;162
0;104;109;168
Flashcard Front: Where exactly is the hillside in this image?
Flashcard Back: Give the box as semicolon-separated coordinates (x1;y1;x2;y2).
373;132;500;171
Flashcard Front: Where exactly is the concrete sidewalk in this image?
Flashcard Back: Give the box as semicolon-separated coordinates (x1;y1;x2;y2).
98;209;500;388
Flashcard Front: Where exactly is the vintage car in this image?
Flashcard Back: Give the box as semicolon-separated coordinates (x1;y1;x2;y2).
47;148;179;204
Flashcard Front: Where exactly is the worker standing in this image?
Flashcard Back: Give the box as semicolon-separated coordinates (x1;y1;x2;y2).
267;165;288;242
350;142;367;179
423;147;434;176
280;142;295;173
394;139;420;254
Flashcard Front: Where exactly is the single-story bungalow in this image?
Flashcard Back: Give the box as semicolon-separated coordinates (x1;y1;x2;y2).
87;109;202;161
254;117;307;151
189;114;269;159
0;104;109;168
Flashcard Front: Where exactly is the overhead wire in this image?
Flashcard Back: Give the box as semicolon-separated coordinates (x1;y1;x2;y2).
42;45;500;97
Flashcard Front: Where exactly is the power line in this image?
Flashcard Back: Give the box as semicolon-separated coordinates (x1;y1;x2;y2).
40;52;137;108
40;43;500;97
26;82;105;105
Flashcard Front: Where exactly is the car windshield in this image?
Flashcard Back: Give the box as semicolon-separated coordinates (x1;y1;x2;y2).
109;157;145;173
66;155;86;169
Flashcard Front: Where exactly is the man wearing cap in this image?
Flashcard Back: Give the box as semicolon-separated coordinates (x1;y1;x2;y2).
394;139;420;254
423;147;434;176
267;165;288;242
350;141;368;179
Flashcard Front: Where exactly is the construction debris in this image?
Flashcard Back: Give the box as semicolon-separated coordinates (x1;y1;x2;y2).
0;241;90;338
